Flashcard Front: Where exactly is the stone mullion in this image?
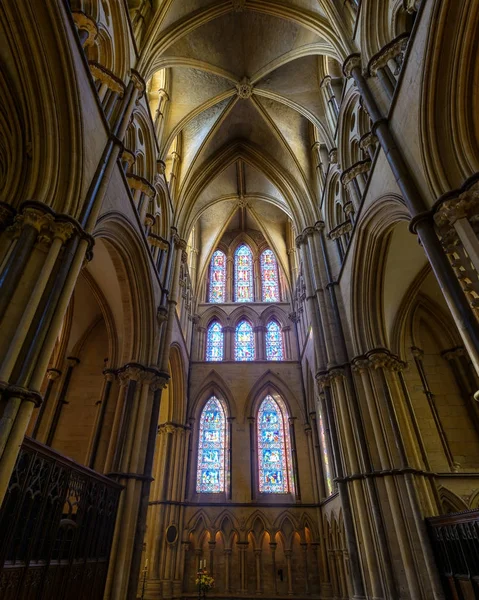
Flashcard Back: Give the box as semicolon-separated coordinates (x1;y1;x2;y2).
254;325;265;360
45;356;80;447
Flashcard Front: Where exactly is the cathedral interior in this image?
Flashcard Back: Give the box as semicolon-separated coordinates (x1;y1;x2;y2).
1;0;479;599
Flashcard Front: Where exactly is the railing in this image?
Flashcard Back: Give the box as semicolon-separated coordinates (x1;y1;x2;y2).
427;509;479;599
0;437;122;599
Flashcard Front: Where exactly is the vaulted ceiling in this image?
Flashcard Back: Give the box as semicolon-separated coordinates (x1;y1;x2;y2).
138;0;353;286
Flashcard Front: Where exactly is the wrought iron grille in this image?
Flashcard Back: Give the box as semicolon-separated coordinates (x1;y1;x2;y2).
0;437;122;599
427;509;479;599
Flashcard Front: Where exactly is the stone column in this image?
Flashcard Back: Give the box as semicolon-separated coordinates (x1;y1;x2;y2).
87;368;116;468
270;542;278;595
45;356;80;447
285;550;293;595
223;326;234;361
238;542;248;593
31;367;61;439
343;53;479;375
224;549;232;592
254;548;262;594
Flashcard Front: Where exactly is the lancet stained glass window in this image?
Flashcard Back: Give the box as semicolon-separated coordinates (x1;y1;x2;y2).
235;320;255;361
257;395;292;493
261;249;280;302
209;250;226;303
234;244;254;302
265;320;284;361
206;321;223;361
196;396;227;493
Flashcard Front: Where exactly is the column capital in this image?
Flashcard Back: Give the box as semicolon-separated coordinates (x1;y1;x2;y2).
441;346;466;361
71;10;98;47
367;34;409;76
352;348;406;371
46;368;62;381
66;356;80;368
342;53;362;78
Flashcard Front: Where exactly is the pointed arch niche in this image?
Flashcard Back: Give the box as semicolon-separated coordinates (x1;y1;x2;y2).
196;396;229;494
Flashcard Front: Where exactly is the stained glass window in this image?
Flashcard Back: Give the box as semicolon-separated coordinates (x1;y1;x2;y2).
235;320;255;361
209;250;226;303
257;395;292;493
261;249;280;302
196;396;227;493
206;321;223;361
234;244;254;302
318;406;333;496
265;320;284;361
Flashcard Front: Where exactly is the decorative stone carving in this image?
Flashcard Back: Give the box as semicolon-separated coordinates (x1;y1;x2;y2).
352;349;406;372
127;173;157;198
72;11;98;47
340;159;372;186
369;35;409;76
236;77;253;99
328;220;352;241
434;186;479;228
342;54;362;79
359;132;378;153
89;61;125;95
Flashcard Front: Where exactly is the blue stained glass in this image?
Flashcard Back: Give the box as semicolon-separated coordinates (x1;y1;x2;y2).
234;244;254;302
196;396;227;493
206;321;223;361
235;320;255;361
261;249;280;302
265;320;284;361
209;250;226;303
257;395;292;493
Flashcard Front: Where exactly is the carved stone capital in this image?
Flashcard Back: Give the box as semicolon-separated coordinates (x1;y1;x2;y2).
127;173;156;198
89;61;125;95
341;159;372;185
328;220;352;241
72;11;98;47
442;346;466;361
130;69;146;95
359;132;378;152
46;368;62;381
329;148;338;164
369;36;409;76
66;356;80;369
434;185;479;228
342;53;362;79
410;346;424;359
173;235;188;251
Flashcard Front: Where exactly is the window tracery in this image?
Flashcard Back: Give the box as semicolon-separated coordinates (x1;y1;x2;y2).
235;320;255;361
208;250;226;303
265;320;284;361
261;249;280;302
257;395;292;493
206;321;223;361
196;396;227;493
234;244;254;302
